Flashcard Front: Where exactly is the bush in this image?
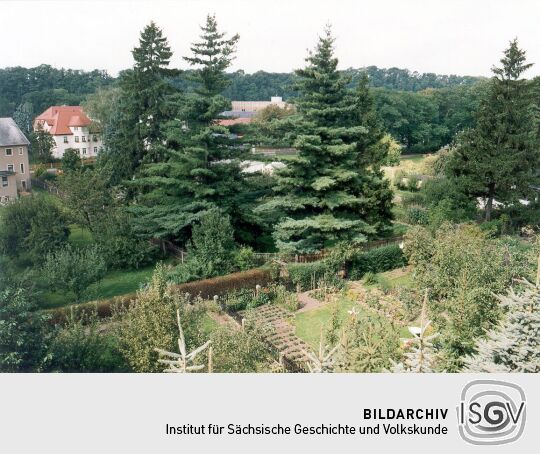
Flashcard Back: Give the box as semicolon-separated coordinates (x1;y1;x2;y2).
46;312;127;372
210;325;274;372
42;245;107;302
113;264;206;372
287;261;334;291
234;246;256;271
170;210;237;283
347;244;407;279
0;286;50;372
0;195;69;261
406;206;429;225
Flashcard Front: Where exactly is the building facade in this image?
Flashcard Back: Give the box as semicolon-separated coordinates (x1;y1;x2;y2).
220;97;289;123
34;106;103;159
0;117;31;203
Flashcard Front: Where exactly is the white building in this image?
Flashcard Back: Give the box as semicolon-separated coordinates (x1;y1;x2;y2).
34;106;103;159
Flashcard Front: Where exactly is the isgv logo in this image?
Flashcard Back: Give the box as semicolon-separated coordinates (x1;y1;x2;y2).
457;380;526;445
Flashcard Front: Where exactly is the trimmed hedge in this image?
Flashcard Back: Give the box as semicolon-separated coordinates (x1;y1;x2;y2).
287;261;333;291
49;267;273;322
347;244;407;280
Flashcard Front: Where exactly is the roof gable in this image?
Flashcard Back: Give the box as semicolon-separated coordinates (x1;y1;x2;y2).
0;117;30;146
35;106;93;135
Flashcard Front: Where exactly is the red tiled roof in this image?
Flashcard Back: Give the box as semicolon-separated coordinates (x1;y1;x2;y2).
34;106;92;135
216;117;252;126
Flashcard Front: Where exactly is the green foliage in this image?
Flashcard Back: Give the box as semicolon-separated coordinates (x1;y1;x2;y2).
0;64;112;118
171;210;237;283
29;123;55;163
287;261;336;291
113;264;205;372
0;286;50;372
337;311;401;372
404;223;521;369
42;245;107;302
464;278;540;372
46;312;127;372
61;148;81;172
405;206;429;225
210;325;273;372
347;244;407;279
100;21;177;183
131;16;249;244
234;246;256;271
59;167;155;269
446;40;540;221
258;29;393;253
0;194;69;261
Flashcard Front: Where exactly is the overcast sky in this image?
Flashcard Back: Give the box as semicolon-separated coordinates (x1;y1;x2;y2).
1;0;540;77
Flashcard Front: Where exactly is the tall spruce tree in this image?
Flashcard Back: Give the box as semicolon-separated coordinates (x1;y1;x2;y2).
447;39;539;221
131;15;245;244
101;22;176;183
258;27;393;253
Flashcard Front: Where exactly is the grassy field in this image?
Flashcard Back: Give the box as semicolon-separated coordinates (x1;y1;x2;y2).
39;264;156;309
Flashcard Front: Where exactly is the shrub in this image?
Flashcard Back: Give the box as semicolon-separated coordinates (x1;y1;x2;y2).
113;264;206;373
42;245;107;302
46;312;127;372
406;206;429;225
0;195;69;261
362;271;378;285
234;246;256;271
210;325;274;372
170;210;237;283
0;286;51;372
347;244;407;279
287;261;334;291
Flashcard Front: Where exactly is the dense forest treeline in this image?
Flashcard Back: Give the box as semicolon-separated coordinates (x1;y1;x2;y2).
0;64;485;152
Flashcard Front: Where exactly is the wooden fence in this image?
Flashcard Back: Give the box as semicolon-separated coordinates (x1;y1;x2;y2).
30;178;61;195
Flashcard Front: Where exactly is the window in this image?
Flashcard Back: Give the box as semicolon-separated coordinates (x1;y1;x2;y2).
1;176;7;187
93;135;98;142
82;148;87;155
7;164;14;172
63;136;68;143
19;147;23;155
94;147;98;154
75;136;80;143
74;126;78;131
20;163;24;174
21;180;26;190
5;148;12;156
82;136;86;143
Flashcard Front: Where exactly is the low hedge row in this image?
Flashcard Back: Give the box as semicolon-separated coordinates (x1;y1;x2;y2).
347;244;407;279
49;267;273;322
287;261;334;291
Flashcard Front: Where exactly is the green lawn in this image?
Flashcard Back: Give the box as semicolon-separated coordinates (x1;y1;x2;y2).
295;297;357;348
68;225;94;247
40;264;156;309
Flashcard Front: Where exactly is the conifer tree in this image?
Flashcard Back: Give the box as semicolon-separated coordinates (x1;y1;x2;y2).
447;39;540;221
131;15;245;244
101;21;176;183
391;291;439;373
258;27;393;253
464;271;540;373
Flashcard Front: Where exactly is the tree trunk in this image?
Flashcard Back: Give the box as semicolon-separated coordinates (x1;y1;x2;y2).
485;183;495;222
